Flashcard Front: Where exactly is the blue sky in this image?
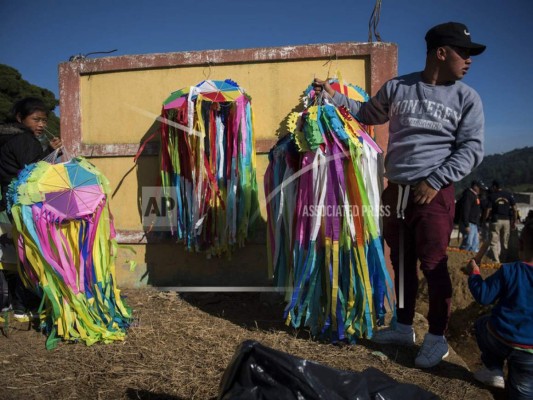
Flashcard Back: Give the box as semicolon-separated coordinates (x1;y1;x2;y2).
1;0;532;155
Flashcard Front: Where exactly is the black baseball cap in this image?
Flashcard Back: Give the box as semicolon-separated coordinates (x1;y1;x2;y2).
472;180;488;190
425;22;486;56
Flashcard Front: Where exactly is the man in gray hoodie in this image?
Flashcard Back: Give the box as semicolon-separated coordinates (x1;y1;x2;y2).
315;22;485;368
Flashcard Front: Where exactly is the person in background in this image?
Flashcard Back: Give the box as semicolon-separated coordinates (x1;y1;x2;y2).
459;180;482;252
0;97;62;321
466;221;533;399
314;21;485;368
525;210;533;226
486;180;517;263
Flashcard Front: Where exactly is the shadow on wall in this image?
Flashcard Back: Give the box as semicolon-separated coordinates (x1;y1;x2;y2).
274;93;306;138
132;114;270;289
123;89;389;290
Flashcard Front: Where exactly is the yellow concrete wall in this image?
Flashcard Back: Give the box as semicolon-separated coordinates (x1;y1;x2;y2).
80;59;367;143
79;57;369;288
88;153;270;231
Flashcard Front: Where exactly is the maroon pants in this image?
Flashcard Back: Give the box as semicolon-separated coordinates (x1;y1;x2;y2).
382;183;455;335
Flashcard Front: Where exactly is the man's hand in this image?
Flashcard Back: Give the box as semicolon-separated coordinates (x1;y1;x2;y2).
313;78;335;97
464;226;471;233
413;180;438;205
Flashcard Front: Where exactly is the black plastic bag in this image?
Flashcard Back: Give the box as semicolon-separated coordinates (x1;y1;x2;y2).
218;340;439;400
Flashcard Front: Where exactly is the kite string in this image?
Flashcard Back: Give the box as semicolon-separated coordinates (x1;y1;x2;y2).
42;127;70;163
203;61;213;80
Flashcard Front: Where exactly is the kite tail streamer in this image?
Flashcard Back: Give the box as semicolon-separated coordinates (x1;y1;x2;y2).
140;80;259;256
266;77;395;343
8;158;131;349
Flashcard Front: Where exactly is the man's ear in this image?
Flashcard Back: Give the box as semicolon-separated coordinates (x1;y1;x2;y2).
16;113;22;123
436;47;447;61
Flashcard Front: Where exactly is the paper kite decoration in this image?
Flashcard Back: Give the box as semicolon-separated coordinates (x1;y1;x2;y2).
140;79;259;256
7;157;131;349
264;78;396;343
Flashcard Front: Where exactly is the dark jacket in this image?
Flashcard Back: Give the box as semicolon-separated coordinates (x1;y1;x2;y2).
469;261;533;346
0;123;45;210
489;189;516;222
460;188;481;226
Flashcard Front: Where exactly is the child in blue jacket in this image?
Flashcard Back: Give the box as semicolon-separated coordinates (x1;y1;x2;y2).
466;221;533;399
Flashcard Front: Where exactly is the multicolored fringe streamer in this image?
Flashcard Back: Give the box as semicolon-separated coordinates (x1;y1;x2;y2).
264;77;396;343
7;157;131;349
138;79;259;256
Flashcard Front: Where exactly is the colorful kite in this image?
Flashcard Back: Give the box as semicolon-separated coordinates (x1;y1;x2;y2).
264;77;395;342
7;157;131;349
140;79;259;256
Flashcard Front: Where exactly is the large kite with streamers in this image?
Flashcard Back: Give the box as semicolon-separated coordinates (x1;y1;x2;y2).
7;157;131;349
140;79;259;256
264;77;396;343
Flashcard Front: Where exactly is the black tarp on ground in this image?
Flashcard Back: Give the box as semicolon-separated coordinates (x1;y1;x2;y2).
218;340;439;400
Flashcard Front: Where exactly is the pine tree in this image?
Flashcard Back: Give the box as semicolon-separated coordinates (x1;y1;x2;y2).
0;64;60;136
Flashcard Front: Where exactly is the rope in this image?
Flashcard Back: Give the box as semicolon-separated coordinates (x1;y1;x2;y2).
368;0;383;43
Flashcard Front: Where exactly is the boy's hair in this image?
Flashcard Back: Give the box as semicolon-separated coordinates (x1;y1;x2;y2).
10;97;49;121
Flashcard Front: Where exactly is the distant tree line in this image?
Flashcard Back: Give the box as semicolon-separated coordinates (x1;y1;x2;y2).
0;64;60;136
456;146;533;195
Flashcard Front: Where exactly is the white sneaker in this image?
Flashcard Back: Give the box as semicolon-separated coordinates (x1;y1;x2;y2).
372;323;415;346
13;311;40;322
415;333;449;368
13;311;30;322
473;366;505;389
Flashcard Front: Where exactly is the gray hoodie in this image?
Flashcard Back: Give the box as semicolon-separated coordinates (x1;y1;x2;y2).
331;72;484;190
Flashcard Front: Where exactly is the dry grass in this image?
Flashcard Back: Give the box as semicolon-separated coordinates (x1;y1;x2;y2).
0;249;504;400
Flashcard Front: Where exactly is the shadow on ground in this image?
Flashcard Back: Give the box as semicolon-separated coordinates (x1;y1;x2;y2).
179;292;298;334
180;291;506;400
125;388;187;400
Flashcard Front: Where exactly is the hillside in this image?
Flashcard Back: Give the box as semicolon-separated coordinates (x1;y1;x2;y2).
456;146;533;194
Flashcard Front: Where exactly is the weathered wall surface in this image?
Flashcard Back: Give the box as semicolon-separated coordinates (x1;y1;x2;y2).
59;42;397;288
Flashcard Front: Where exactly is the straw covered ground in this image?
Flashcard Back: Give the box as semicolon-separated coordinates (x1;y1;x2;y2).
0;249;504;400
